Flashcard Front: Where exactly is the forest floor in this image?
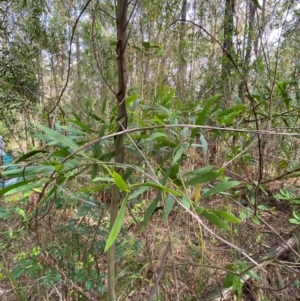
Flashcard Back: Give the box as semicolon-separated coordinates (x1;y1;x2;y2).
0;183;300;301
122;189;299;301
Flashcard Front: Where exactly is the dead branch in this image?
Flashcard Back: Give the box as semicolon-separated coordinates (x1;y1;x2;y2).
203;237;297;301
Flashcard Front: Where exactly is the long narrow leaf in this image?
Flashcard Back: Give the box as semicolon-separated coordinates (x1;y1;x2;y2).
164;196;175;218
201;181;240;199
60;125;87;136
217;105;246;117
186;168;224;186
184;165;214;177
112;171;128;192
67;120;94;134
4;181;46;196
137;182;180;196
35;124;85;156
172;146;184;165
142;194;161;232
199;209;231;230
60;159;81;172
180;194;190;210
105;197;126;252
191;94;221;140
0;179;35;196
128;186;149;200
210;210;241;224
2;165;54;177
15;150;48;163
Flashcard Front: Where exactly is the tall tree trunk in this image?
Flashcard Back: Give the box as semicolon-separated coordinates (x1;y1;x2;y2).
238;1;257;101
75;29;81;107
178;0;188;99
107;1;128;301
221;0;235;105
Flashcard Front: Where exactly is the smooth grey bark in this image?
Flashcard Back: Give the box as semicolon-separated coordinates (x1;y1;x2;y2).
238;1;257;101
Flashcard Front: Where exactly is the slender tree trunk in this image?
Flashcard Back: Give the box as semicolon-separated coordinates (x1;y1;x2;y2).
178;0;188;99
107;1;128;301
238;2;257;101
221;0;235;105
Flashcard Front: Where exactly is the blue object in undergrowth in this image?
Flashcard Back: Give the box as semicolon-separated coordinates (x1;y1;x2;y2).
0;177;18;188
3;154;12;166
0;152;19;188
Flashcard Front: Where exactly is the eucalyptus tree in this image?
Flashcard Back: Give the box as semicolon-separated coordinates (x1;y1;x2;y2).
221;0;235;103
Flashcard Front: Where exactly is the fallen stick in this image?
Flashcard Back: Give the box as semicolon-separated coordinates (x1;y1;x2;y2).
203;238;297;301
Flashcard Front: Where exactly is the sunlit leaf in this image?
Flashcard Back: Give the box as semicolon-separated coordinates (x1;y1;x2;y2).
0;179;34;196
112;171;128;192
126;94;139;106
292;211;300;221
257;205;269;211
105;197;126;252
197;208;231;230
180;194;190;210
92;177;114;182
289;218;300;225
15;207;26;219
210;210;241;223
252;215;260;225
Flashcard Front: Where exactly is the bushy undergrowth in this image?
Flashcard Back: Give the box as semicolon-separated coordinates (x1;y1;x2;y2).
1;84;300;300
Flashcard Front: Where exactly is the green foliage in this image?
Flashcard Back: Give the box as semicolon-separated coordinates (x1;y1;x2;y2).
289;211;300;225
0;54;39;121
105;197;127;252
0;1;299;299
274;188;300;204
1;189;143;297
223;262;261;300
2;74;300;298
0;89;243;252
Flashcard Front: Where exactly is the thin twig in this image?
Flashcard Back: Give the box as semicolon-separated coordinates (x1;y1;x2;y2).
148;241;172;301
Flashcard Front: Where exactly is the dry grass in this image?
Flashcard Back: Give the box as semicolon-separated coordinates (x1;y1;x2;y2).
0;188;300;301
1;139;300;301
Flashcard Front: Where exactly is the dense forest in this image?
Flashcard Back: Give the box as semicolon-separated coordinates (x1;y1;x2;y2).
1;0;300;300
